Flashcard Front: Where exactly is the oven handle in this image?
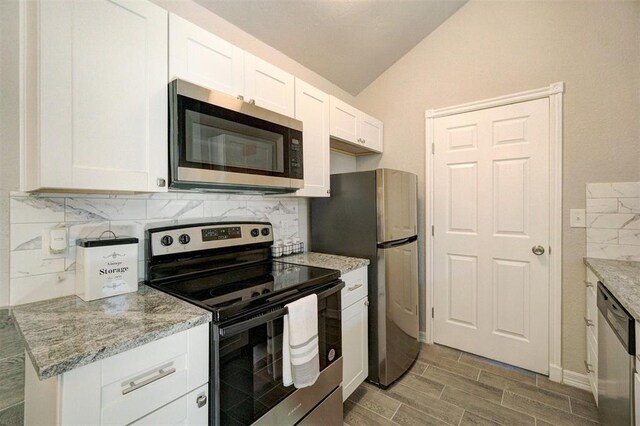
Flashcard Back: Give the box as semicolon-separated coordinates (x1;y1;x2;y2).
219;280;344;337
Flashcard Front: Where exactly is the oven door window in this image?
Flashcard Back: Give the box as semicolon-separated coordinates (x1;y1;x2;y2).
217;292;341;425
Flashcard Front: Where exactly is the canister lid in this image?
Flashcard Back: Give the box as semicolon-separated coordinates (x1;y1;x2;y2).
77;231;138;248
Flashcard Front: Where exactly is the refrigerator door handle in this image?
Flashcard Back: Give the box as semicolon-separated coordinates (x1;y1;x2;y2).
376;235;418;249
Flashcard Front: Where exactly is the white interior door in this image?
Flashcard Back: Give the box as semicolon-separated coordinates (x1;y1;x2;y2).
432;98;550;374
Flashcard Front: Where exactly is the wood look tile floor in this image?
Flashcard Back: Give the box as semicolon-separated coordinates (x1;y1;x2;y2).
344;344;599;426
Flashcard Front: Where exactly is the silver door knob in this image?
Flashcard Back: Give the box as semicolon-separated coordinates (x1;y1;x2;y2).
532;245;545;255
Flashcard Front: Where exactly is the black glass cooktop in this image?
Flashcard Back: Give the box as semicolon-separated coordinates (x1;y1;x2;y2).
150;261;340;322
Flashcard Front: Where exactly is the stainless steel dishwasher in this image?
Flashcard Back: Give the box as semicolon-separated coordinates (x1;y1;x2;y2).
598;282;635;425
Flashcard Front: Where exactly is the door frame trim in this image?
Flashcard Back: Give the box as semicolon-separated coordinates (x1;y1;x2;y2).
424;82;565;382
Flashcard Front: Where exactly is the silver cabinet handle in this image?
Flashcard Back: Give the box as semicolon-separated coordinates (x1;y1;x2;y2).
348;283;363;292
157;178;166;187
248;99;256;105
237;95;244;101
583;317;594;327
584;280;594;288
584;360;593;373
196;394;207;408
532;245;545;255
364;299;369;306
122;366;176;395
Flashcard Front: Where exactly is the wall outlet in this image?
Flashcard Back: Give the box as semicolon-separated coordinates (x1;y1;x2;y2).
570;209;586;228
42;228;68;258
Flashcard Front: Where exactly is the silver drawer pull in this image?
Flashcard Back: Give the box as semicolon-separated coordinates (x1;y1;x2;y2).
584;280;594;288
584;360;594;373
348;283;363;292
584;317;594;327
122;366;176;395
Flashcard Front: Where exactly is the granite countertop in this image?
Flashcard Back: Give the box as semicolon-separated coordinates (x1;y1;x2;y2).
11;285;211;380
584;257;640;319
280;251;369;275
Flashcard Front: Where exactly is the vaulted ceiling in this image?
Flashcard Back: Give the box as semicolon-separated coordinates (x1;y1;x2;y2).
194;0;468;95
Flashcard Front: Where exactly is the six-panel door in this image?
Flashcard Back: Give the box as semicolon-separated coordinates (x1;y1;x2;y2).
432;98;550;374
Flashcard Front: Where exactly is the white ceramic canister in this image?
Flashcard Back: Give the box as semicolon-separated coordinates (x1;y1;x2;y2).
75;232;139;301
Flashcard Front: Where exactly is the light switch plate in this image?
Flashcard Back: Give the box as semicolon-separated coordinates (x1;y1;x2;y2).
570;209;586;228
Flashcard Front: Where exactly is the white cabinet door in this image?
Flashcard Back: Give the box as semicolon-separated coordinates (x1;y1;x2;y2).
342;297;368;401
330;96;358;144
635;373;640;425
294;79;330;197
169;13;244;98
36;0;168;193
244;53;295;118
358;112;383;153
131;384;208;426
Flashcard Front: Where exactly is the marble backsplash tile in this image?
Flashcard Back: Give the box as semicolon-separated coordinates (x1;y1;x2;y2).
586;182;640;261
8;192;307;306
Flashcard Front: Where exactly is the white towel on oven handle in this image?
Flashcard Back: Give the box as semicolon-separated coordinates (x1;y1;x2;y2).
282;294;320;388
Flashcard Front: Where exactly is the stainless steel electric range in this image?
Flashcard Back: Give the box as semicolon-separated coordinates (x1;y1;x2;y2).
145;221;344;426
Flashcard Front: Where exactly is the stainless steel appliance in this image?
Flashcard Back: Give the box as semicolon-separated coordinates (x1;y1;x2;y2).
169;79;304;193
598;281;634;425
146;221;343;425
311;169;420;387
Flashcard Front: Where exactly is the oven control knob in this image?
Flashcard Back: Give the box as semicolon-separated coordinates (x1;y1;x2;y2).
250;228;260;237
160;235;173;246
261;228;270;236
179;234;190;245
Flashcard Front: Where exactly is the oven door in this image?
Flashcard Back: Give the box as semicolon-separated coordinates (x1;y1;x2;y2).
211;281;343;426
169;80;303;192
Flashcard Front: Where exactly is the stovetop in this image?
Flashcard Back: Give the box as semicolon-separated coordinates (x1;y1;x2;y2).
148;260;340;322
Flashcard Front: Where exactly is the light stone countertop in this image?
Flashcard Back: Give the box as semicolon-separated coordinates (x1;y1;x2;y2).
278;251;370;275
584;257;640;319
11;284;211;380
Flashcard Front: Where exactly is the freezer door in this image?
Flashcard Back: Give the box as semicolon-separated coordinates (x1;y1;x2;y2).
377;169;418;243
375;239;420;386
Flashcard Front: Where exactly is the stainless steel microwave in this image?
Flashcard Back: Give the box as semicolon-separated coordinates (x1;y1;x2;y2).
169;79;304;193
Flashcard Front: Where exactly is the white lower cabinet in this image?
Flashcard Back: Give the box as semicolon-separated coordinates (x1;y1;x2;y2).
132;384;208;425
25;324;209;425
341;266;368;401
585;266;598;401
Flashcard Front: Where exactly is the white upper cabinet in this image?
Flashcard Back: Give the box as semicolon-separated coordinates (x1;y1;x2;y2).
358;112;383;153
329;96;383;154
25;0;168;193
245;54;295;118
169;15;294;118
294;79;330;197
329;96;359;144
169;13;244;98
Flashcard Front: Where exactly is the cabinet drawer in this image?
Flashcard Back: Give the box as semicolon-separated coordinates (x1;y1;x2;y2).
585;287;598;340
101;324;209;425
341;267;368;309
131;384;208;425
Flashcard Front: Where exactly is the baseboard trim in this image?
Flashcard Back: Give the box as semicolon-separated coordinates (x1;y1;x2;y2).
418;331;427;343
562;369;591;391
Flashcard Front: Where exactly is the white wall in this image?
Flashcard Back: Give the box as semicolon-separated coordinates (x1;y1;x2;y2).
0;0;22;306
355;0;640;373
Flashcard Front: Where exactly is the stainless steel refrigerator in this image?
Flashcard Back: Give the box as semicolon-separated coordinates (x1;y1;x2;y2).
311;169;420;387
